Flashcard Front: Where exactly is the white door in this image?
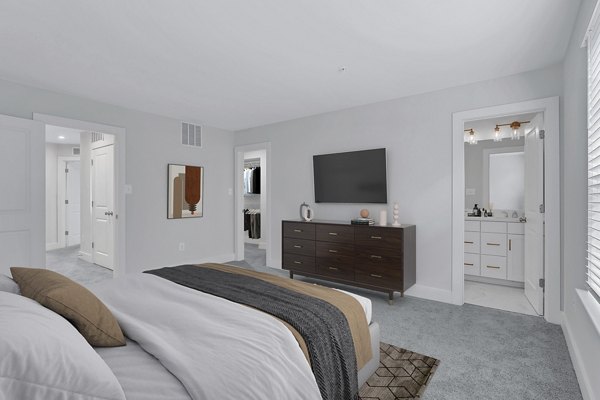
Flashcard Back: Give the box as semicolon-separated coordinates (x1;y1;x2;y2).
92;145;114;270
0;115;45;275
65;161;81;246
524;114;545;315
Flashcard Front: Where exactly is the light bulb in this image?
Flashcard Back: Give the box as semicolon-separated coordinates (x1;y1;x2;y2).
493;126;502;142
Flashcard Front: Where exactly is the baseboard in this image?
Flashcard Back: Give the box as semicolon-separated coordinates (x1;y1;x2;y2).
78;251;92;263
258;242;267;250
46;242;61;251
562;311;594;400
404;284;453;304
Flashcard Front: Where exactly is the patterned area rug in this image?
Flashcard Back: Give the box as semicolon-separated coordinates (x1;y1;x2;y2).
359;342;440;399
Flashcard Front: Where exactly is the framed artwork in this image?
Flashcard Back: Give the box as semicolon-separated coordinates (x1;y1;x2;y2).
168;164;204;219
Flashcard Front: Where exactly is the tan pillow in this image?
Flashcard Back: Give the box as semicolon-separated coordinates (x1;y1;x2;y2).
10;267;125;347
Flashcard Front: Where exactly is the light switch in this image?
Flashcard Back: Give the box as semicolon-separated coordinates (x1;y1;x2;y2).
465;188;476;196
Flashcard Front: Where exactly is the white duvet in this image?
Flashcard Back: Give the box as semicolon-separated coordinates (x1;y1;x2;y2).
92;274;322;400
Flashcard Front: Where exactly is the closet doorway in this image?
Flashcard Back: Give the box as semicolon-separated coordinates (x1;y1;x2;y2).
234;143;271;268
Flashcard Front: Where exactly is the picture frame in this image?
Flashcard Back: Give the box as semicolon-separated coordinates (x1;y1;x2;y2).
168;164;204;219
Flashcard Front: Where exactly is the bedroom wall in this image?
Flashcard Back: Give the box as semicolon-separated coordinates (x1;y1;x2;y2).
0;79;235;274
561;0;600;398
234;63;563;301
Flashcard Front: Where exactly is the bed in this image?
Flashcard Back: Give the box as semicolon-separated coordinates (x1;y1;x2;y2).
0;263;380;400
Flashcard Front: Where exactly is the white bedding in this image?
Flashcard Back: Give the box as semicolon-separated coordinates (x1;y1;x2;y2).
336;288;372;324
92;274;322;400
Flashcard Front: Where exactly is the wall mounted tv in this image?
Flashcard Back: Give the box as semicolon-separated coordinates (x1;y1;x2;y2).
313;148;388;203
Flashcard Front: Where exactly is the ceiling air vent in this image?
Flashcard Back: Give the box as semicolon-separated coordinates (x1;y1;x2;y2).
181;122;202;148
91;132;104;143
72;147;80;156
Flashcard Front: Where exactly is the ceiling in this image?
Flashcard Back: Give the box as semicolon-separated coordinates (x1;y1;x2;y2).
0;1;580;131
45;125;82;145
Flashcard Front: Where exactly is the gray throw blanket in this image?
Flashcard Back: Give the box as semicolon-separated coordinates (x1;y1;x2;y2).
145;264;358;400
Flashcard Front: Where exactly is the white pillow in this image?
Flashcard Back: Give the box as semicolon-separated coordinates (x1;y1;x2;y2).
0;274;19;294
0;292;126;400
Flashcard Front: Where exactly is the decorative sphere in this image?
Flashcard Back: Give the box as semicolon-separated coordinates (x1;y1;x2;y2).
360;209;369;218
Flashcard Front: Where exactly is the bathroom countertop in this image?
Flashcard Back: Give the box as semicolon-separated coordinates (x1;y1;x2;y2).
465;216;522;223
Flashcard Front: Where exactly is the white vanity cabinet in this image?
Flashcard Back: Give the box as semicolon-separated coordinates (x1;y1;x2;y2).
464;218;524;283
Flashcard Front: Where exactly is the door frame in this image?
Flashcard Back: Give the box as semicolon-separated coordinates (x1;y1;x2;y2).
57;156;80;249
234;142;271;266
451;96;560;324
34;113;126;278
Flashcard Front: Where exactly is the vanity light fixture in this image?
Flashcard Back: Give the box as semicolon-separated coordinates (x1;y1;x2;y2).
493;125;502;142
464;128;478;145
495;120;530;141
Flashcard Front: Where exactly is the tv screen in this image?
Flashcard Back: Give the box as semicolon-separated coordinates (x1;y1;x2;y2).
313;148;387;203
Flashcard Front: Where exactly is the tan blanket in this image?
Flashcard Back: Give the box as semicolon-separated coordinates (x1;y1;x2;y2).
198;263;372;369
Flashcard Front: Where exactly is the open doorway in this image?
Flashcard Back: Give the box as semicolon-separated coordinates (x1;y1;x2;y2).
462;112;542;316
40;113;124;285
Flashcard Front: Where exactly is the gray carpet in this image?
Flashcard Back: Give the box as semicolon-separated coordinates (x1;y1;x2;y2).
46;247;583;400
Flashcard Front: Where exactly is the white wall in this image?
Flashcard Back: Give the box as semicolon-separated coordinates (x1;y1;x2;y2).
235;64;563;299
0;78;235;273
561;0;600;398
45;142;79;249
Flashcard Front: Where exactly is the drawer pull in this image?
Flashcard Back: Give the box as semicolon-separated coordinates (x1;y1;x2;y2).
370;255;382;259
370;274;383;278
464;241;474;244
509;239;512;251
293;245;302;248
293;261;303;265
486;265;500;269
371;236;382;239
293;229;303;233
328;249;338;253
328;232;338;236
486;242;500;246
328;266;339;271
464;263;474;266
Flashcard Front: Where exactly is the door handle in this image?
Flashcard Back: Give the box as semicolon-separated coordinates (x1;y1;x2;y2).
509;239;512;251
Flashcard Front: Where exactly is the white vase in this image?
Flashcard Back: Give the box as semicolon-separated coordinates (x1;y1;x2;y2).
379;209;387;226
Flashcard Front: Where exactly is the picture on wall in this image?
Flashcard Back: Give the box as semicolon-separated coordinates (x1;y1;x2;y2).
168;164;204;219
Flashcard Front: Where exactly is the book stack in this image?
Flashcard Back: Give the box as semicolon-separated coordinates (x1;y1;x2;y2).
350;218;375;225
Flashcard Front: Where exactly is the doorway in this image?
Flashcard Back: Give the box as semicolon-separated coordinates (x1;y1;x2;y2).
462;112;542;316
234;143;271;267
452;97;561;324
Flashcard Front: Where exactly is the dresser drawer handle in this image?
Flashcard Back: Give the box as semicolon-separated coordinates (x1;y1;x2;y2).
328;232;338;236
328;266;339;271
486;265;500;269
293;229;303;233
293;245;302;248
370;274;383;278
293;261;303;265
370;255;382;259
486;243;500;246
328;249;338;253
371;236;382;239
464;263;474;266
464;241;474;244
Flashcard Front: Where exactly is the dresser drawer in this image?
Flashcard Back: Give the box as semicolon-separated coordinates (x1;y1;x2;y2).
316;241;354;258
507;223;525;235
481;221;507;233
465;220;481;232
282;222;315;240
354;227;402;248
481;232;507;256
316;224;354;243
480;255;507;279
464;231;480;253
283;238;315;257
355;265;402;288
464;252;480;276
282;253;315;273
316;260;354;280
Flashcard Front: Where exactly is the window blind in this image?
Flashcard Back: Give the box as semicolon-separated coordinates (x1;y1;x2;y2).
588;16;600;302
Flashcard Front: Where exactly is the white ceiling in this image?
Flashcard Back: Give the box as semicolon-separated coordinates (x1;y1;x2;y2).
45;125;82;145
0;1;580;131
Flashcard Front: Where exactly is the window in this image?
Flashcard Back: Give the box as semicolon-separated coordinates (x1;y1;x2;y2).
587;14;600;302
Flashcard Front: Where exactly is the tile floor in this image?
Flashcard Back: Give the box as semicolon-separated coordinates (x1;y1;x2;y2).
47;245;113;286
464;280;538;316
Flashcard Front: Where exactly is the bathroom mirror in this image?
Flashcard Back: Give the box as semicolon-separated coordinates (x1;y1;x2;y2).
488;151;524;210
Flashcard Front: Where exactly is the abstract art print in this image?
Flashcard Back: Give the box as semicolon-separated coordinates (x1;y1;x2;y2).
168;164;204;219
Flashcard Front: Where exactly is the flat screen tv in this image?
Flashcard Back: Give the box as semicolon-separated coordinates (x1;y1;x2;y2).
313;148;387;203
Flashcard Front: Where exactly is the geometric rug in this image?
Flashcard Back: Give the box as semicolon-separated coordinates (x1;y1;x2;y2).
359;342;440;399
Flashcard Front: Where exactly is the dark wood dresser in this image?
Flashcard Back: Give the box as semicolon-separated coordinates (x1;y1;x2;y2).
282;219;416;304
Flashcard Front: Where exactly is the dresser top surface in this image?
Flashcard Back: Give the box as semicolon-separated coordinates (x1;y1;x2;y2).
283;219;414;228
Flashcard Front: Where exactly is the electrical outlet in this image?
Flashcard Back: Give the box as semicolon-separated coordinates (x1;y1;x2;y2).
178;242;185;251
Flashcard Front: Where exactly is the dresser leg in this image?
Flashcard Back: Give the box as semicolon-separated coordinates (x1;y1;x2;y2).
289;271;294;279
388;292;394;305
